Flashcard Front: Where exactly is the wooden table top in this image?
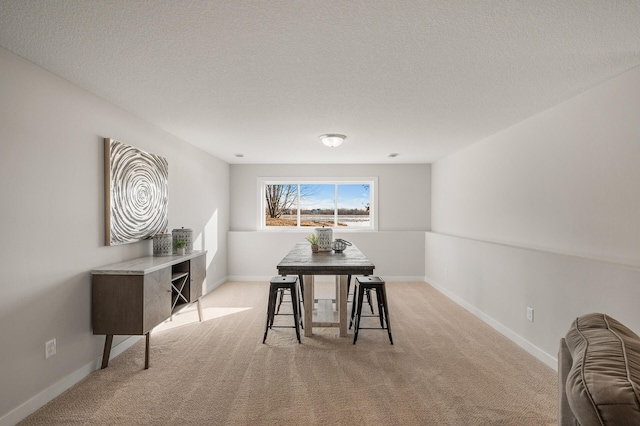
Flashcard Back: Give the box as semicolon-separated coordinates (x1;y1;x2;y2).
277;242;375;276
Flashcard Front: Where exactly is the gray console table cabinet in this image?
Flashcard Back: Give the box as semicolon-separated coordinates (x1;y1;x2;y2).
92;251;207;369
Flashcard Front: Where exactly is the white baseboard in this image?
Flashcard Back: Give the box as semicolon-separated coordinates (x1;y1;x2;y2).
225;275;427;283
425;275;558;371
226;275;273;282
0;336;143;426
376;276;426;282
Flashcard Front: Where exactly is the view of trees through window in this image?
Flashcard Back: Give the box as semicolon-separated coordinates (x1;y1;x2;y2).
264;182;371;228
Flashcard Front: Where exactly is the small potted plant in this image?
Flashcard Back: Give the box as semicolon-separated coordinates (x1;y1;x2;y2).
175;240;187;256
306;234;319;253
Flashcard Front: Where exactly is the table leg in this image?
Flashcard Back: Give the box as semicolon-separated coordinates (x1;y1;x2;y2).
144;332;150;369
304;274;313;337
101;334;113;369
338;275;348;337
196;298;203;322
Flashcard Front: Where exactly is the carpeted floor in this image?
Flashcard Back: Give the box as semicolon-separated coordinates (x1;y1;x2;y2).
20;281;557;425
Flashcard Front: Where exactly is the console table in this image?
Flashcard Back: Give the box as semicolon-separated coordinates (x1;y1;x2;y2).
92;250;207;369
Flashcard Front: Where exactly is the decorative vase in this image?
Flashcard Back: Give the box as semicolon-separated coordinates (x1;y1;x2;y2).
311;244;319;253
177;247;186;256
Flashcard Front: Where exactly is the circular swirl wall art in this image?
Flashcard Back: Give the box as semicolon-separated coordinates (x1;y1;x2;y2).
105;138;169;246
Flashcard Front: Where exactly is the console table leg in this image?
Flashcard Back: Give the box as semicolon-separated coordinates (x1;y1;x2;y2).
144;332;150;369
197;298;203;322
101;335;113;369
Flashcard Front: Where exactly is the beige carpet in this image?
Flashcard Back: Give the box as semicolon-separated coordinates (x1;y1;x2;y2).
20;281;557;425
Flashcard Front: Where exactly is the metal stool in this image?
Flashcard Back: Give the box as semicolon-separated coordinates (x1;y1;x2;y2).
276;275;305;329
351;276;393;344
263;276;301;343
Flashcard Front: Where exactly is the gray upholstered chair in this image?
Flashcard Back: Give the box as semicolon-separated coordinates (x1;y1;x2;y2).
559;313;640;425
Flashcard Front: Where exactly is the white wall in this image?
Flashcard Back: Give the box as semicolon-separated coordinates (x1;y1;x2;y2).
0;47;230;424
427;65;640;368
228;164;430;280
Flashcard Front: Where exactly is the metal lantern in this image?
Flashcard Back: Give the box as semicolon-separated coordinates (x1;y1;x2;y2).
153;233;173;256
331;238;352;253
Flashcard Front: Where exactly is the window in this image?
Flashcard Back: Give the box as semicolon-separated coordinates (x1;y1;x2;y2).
260;178;377;230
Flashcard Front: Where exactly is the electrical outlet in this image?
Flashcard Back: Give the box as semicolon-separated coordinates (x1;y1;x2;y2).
526;307;534;322
45;338;56;359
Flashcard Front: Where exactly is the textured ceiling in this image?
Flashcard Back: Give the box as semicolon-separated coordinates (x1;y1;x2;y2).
1;1;640;164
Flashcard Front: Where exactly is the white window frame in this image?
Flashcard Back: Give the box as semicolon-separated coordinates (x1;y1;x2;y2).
258;177;378;231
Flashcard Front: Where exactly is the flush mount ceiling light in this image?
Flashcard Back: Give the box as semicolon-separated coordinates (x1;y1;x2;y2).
319;134;346;148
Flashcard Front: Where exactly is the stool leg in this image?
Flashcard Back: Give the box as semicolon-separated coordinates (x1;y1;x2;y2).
297;284;304;330
291;284;301;343
269;291;276;329
349;280;358;329
353;284;366;344
298;275;304;302
366;288;374;314
375;288;385;329
379;285;393;345
276;288;285;314
268;286;276;329
263;285;277;343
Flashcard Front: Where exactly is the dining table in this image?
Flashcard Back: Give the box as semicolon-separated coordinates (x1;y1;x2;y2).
276;241;375;337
